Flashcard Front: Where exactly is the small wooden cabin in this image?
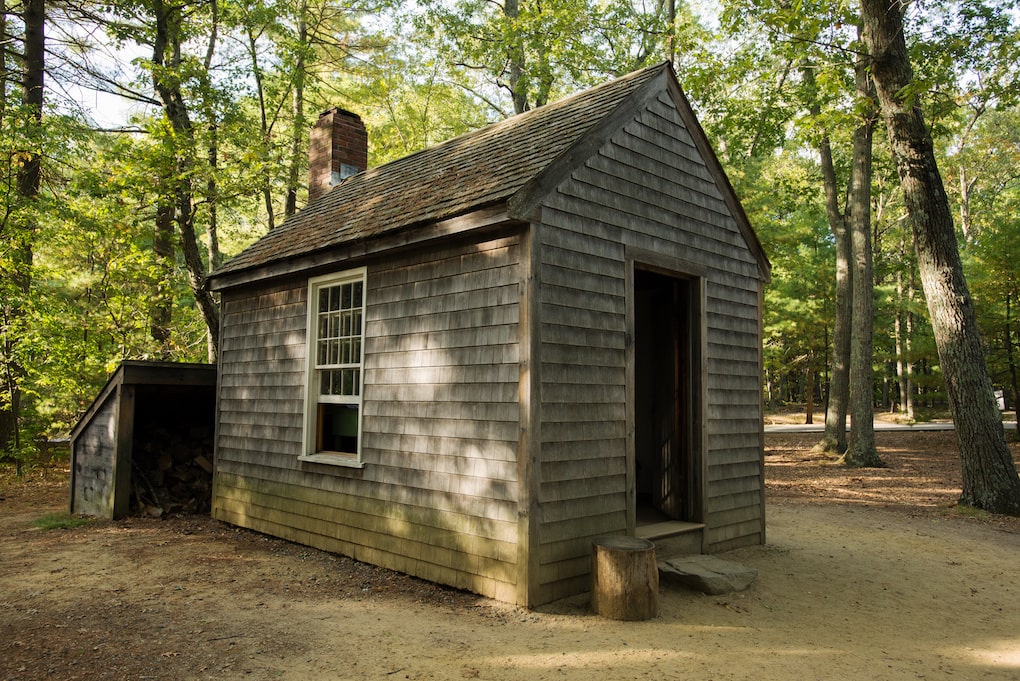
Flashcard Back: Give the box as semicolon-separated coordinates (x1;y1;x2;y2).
208;62;771;607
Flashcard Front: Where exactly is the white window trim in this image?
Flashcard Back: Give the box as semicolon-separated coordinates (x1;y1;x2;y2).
300;267;367;468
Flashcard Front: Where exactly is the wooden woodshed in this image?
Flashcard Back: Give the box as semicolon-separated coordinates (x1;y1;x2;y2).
69;361;217;518
207;62;771;607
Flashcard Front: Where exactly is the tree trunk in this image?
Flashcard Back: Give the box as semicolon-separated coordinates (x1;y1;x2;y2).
804;360;814;425
895;265;910;416
202;0;221;272
206;122;221;271
816;129;850;453
285;0;308;218
151;0;220;360
246;25;275;231
1006;292;1019;417
504;0;528;114
666;0;676;63
861;0;1020;513
150;198;175;358
958;167;975;239
16;0;42;199
905;265;916;418
802;62;852;453
845;48;882;467
0;0;44;455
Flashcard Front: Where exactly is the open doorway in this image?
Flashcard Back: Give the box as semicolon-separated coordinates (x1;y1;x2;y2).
634;268;702;526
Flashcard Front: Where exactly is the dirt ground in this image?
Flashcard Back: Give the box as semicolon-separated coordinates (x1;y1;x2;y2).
3;430;1020;681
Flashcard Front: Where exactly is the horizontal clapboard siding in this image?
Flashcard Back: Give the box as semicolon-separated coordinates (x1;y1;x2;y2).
213;236;524;603
214;471;517;602
217;280;308;462
532;91;763;601
533;213;630;603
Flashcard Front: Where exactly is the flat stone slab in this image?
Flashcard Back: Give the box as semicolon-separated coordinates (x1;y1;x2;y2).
658;555;757;595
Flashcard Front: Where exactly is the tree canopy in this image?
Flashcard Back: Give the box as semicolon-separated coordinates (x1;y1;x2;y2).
1;0;1018;509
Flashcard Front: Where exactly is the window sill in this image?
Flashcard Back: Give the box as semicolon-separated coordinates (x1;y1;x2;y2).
298;453;364;469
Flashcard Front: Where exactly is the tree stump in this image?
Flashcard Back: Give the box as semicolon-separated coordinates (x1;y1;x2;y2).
590;536;658;620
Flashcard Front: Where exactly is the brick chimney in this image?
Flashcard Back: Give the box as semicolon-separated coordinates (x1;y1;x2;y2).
308;108;368;204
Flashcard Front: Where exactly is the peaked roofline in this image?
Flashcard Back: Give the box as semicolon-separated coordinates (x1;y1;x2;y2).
209;62;769;289
509;62;769;284
661;66;771;284
507;66;673;221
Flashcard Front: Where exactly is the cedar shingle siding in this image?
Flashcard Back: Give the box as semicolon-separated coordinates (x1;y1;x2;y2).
209;62;770;607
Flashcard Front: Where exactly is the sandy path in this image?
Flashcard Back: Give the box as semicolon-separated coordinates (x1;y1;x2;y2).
3;494;1019;680
5;429;1020;680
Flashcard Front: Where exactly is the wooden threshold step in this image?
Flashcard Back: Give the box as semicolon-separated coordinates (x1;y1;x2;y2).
635;520;705;541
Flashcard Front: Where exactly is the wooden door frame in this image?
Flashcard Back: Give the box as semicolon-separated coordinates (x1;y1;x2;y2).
625;249;708;535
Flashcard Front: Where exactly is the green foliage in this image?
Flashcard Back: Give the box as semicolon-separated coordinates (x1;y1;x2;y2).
340;53;491;164
954;107;1020;404
747;151;835;396
907;0;1020;126
415;0;682;116
0;0;1018;446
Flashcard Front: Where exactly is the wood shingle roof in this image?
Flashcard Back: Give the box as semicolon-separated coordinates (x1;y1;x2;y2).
211;63;666;281
210;61;770;287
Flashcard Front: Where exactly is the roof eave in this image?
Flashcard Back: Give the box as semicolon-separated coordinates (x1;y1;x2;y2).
659;72;773;284
508;64;674;222
208;203;515;292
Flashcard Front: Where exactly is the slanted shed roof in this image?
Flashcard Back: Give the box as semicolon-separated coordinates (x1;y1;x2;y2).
210;62;769;287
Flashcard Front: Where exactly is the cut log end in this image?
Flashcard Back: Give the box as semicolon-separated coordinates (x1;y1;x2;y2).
590;536;658;621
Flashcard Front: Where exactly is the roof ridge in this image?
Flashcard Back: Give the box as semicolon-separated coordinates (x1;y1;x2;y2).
210;61;673;283
326;61;671;195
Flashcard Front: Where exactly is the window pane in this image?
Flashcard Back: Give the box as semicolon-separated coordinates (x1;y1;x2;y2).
316;403;358;453
310;274;365;455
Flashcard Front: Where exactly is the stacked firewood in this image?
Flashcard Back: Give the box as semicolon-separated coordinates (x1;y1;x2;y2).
131;425;214;517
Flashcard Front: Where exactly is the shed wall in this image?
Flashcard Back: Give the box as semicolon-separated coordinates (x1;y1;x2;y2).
213;235;523;601
534;92;765;601
71;396;119;517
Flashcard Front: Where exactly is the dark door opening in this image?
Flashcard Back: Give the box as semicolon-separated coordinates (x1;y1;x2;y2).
634;268;701;524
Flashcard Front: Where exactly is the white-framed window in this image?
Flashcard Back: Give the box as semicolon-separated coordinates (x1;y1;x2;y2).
301;268;366;466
